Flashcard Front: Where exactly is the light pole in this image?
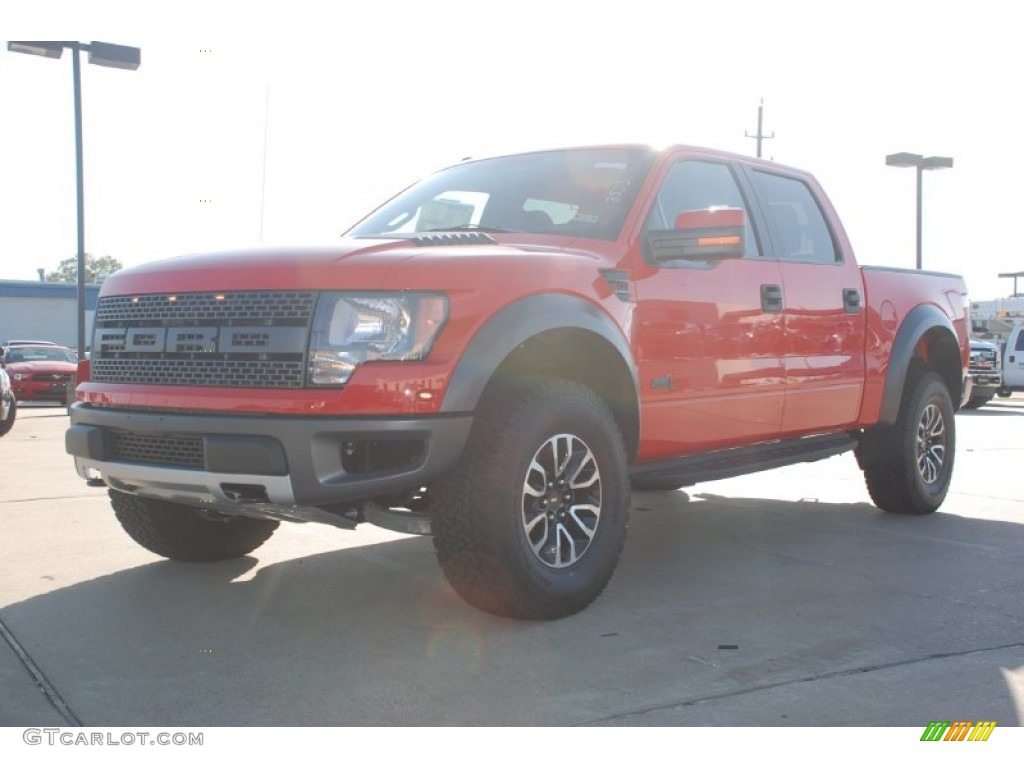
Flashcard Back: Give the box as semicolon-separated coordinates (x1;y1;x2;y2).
885;152;953;270
7;40;140;356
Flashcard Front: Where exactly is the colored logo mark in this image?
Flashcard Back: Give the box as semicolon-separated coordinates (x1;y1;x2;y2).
920;721;996;741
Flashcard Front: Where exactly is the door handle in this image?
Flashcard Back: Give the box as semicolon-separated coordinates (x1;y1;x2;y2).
761;284;784;313
843;288;861;313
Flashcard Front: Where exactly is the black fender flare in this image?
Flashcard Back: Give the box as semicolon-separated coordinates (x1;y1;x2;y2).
440;293;640;446
878;303;960;425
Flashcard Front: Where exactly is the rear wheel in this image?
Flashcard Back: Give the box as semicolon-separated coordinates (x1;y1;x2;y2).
110;490;279;561
431;377;630;619
859;370;955;515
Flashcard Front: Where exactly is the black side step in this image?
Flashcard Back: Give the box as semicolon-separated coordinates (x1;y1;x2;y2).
630;432;859;488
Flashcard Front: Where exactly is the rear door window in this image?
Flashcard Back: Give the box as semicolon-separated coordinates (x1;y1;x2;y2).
750;171;838;264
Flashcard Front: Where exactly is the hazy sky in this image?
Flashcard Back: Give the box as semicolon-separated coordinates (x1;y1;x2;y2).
2;0;1021;299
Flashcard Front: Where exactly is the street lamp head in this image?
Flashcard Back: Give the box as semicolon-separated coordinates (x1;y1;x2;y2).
886;152;954;171
88;41;141;71
921;156;954;171
886;152;924;168
7;41;65;59
8;40;140;70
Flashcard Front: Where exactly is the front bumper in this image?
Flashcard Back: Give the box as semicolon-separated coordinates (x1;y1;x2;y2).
969;372;1002;387
13;379;72;401
969;372;1002;398
66;403;472;516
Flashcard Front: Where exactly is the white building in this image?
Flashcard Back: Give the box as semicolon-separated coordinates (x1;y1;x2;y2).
0;280;100;350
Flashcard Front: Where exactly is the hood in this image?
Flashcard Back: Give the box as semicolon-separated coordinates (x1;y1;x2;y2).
101;236;612;296
5;360;78;374
103;239;410;295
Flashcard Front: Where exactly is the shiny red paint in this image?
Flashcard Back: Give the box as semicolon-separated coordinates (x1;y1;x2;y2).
80;145;969;461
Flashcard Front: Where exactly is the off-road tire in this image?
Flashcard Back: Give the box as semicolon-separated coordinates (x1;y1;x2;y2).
0;399;15;437
110;490;279;561
859;370;955;515
431;376;631;620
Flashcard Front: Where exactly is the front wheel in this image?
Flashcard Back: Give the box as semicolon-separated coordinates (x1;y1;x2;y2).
859;370;955;515
110;491;279;561
431;377;631;620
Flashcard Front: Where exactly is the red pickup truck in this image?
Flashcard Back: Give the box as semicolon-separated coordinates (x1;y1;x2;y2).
66;145;969;619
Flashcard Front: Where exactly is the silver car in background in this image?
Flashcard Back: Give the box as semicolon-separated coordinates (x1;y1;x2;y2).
0;366;16;436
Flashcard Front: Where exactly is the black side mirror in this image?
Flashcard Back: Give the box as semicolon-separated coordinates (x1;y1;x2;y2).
645;207;746;263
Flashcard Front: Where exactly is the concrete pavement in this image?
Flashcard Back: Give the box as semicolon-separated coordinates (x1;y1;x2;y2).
1;400;1022;727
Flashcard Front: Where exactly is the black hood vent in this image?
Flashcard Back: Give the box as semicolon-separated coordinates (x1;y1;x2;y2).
409;232;497;247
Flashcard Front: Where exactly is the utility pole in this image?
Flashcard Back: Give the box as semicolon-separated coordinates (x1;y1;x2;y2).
745;98;775;159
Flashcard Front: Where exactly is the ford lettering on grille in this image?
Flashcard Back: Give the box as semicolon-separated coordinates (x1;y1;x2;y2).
91;291;315;389
98;326;307;355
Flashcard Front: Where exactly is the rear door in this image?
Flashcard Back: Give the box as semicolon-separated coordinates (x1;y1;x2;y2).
744;168;866;434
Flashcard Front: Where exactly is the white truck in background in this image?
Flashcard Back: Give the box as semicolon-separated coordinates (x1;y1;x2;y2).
997;324;1024;397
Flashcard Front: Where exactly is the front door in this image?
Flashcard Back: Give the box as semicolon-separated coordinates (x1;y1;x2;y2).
631;157;785;461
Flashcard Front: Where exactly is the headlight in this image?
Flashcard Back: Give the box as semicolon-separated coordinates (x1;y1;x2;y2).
12;373;28;381
308;292;448;386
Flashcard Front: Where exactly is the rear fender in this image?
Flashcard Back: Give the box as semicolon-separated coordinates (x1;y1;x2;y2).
879;304;962;424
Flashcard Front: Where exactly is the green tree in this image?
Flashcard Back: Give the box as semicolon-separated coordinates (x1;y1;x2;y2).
46;254;123;283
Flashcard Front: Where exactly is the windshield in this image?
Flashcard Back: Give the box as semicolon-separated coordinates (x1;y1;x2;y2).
6;346;77;364
348;147;655;241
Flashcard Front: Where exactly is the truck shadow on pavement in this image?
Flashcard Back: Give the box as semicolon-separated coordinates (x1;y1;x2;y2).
958;406;1024;417
3;493;1022;728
